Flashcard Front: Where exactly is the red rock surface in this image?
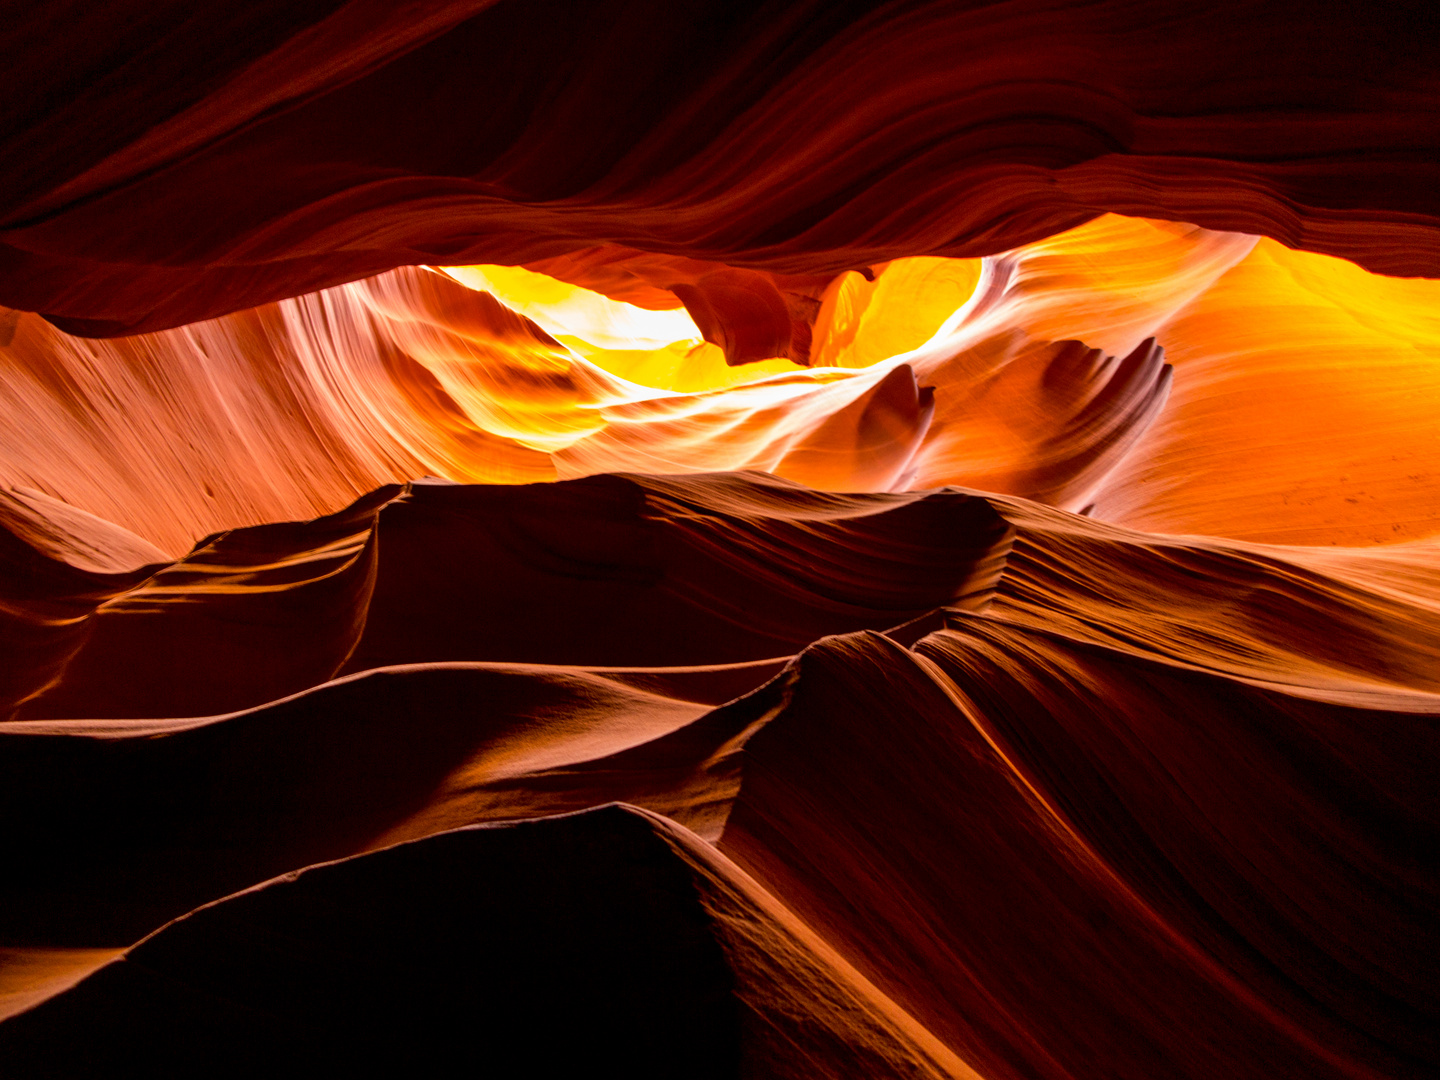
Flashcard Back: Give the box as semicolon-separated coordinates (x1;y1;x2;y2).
2;477;1436;1075
3;1;1440;336
1;4;1437;1077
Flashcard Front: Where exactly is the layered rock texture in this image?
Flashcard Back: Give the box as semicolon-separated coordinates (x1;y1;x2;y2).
5;0;1440;335
1;3;1437;1077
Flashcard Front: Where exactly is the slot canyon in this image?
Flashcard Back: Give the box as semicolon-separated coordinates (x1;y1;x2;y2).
1;2;1437;1076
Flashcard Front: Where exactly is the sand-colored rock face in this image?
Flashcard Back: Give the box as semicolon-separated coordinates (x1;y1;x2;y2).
1;5;1438;1076
3;214;1438;554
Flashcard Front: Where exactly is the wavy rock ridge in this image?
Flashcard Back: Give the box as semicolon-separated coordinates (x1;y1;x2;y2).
1;473;1436;1076
5;213;1439;556
4;1;1440;335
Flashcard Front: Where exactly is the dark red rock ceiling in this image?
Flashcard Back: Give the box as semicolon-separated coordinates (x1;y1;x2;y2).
4;0;1439;335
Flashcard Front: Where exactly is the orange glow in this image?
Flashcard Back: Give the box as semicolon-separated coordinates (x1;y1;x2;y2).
444;256;989;393
1093;238;1440;544
2;215;1439;554
810;258;983;370
445;263;808;392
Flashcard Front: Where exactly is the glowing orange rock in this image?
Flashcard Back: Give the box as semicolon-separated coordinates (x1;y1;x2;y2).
5;213;1440;553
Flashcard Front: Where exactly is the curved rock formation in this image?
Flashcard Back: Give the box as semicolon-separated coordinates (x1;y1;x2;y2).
4;1;1440;335
1;474;1436;1076
1;5;1437;1076
6;213;1438;552
0;805;968;1078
